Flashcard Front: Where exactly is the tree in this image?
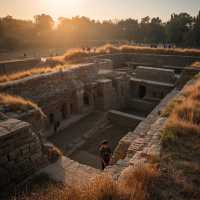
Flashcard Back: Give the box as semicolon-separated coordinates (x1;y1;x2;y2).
190;11;200;46
118;18;139;41
166;13;193;45
34;14;54;32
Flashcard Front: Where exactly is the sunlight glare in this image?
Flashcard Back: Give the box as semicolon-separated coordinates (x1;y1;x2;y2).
46;0;81;9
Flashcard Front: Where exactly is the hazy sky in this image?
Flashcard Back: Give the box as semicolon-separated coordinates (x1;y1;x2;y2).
0;0;200;22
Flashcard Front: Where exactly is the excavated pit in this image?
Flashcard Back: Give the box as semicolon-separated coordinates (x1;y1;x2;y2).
48;65;179;169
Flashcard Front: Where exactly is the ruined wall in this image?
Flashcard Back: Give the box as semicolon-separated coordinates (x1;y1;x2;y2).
0;60;114;137
108;110;144;128
1;53;199;77
0;58;41;75
135;66;176;84
111;89;178;164
0;119;44;196
130;78;174;100
126;99;156;116
0;60;112;104
94;53;200;68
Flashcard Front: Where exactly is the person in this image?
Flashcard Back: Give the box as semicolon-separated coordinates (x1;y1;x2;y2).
99;140;112;170
54;121;60;133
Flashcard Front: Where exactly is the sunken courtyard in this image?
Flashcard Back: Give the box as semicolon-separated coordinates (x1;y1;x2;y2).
0;52;200;195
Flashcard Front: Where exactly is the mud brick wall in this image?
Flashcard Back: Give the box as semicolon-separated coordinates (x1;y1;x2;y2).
0;60;113;105
108;110;144;128
135;66;176;84
0;58;41;75
95;53;200;68
0;119;44;195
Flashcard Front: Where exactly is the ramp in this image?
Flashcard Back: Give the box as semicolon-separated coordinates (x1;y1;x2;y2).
40;156;101;186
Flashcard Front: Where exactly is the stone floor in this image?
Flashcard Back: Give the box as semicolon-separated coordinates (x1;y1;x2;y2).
49;111;131;169
49;111;104;154
71;124;130;168
40;156;101;186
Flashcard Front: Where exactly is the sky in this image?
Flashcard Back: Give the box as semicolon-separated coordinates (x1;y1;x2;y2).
0;0;200;22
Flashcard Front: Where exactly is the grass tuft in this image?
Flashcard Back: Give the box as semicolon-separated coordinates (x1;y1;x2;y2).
0;93;45;118
0;65;73;84
191;61;200;68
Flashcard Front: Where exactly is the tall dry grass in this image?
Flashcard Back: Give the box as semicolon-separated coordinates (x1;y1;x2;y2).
0;65;73;84
13;164;159;200
0;93;45;118
162;78;200;145
191;61;200;68
59;44;200;63
160;77;200;200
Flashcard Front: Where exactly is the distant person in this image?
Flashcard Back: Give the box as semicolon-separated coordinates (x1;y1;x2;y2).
87;47;91;52
99;140;112;170
54;121;60;133
23;53;27;58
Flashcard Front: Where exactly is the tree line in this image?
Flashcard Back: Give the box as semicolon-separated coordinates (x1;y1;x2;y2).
0;11;200;50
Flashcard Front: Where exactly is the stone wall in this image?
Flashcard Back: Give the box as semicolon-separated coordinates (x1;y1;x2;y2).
108;110;144;128
94;53;200;68
107;74;199;180
130;78;174;100
0;118;44;196
126;99;156;116
135;66;176;84
111;88;178;164
1;53;199;77
0;59;132;138
0;58;41;75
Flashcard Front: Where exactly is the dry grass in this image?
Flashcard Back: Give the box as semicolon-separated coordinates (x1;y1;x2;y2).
0;65;73;84
95;44;200;57
161;96;184;117
0;93;45;118
191;61;200;68
119;164;159;200
162;78;200;138
11;164;159;200
162;82;200;145
49;44;200;67
159;76;200;200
